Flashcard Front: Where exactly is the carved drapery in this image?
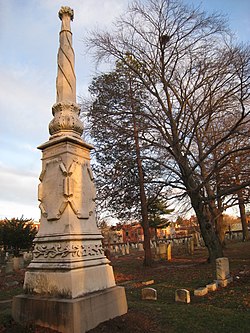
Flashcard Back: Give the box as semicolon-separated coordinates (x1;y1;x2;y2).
38;159;96;220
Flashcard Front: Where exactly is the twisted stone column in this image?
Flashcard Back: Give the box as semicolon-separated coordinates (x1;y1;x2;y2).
56;6;76;103
49;6;83;139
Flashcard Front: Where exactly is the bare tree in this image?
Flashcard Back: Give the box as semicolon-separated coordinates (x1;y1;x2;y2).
86;0;250;261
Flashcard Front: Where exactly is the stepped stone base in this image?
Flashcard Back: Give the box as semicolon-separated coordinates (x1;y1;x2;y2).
12;286;127;333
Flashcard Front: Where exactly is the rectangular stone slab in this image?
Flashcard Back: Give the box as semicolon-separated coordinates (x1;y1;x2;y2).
12;286;127;333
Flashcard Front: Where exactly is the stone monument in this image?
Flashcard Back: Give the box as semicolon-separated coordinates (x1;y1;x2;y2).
12;7;127;333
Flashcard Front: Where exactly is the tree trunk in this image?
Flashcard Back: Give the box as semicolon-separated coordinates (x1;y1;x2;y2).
238;190;250;241
133;122;152;266
190;194;224;262
178;154;224;262
130;84;152;266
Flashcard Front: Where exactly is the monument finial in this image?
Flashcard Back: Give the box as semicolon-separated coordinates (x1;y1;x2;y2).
58;6;74;21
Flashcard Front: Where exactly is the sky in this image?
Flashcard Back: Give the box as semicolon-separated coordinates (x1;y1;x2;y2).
0;0;249;221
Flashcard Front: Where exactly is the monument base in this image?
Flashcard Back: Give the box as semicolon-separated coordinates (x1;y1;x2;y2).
12;286;127;333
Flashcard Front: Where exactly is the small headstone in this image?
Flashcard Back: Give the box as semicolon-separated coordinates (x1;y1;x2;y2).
142;287;157;300
142;280;154;286
0;266;6;276
5;261;13;274
175;289;190;303
216;257;230;280
206;282;217;292
188;238;194;255
138;243;143;251
167;243;171;260
194;287;208;296
159;243;167;259
121;245;126;256
5;281;19;287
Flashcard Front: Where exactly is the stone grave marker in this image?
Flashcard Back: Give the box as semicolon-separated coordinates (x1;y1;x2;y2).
206;282;217;292
159;243;167;259
216;257;230;280
175;289;190;303
138;243;144;251
142;287;157;300
167;243;171;260
216;257;232;287
194;287;208;296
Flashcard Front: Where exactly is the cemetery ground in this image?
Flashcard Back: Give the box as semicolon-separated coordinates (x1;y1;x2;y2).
0;241;249;333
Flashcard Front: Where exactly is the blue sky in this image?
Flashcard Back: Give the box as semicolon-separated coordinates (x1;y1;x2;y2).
0;0;249;220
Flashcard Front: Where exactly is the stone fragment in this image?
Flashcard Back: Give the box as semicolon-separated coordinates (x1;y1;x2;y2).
206;282;217;292
194;287;208;296
142;287;157;300
175;289;190;303
142;280;154;286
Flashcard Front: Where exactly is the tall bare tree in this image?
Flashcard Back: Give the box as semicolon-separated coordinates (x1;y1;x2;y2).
87;0;250;261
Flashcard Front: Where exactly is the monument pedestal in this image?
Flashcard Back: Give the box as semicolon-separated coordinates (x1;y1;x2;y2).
13;286;127;333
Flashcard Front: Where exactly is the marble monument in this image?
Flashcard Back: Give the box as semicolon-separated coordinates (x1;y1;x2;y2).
12;7;127;332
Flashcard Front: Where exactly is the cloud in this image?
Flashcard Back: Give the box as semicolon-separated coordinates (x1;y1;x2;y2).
0;164;40;220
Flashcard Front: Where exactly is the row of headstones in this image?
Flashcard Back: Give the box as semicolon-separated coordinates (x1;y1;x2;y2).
225;231;244;241
141;257;232;302
107;236;198;257
0;252;33;274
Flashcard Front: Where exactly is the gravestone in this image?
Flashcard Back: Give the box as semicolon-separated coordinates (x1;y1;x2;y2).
138;243;144;251
5;261;13;274
206;282;217;292
215;257;232;287
194;287;208;296
142;287;157;300
216;257;230;280
188;238;194;255
159;243;167;259
121;245;126;255
12;7;127;333
167;243;171;260
175;289;190;303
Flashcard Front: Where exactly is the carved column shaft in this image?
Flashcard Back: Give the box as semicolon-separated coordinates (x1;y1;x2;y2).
56;7;76;103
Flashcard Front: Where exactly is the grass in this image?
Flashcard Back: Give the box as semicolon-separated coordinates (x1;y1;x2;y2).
0;240;249;332
109;240;250;333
